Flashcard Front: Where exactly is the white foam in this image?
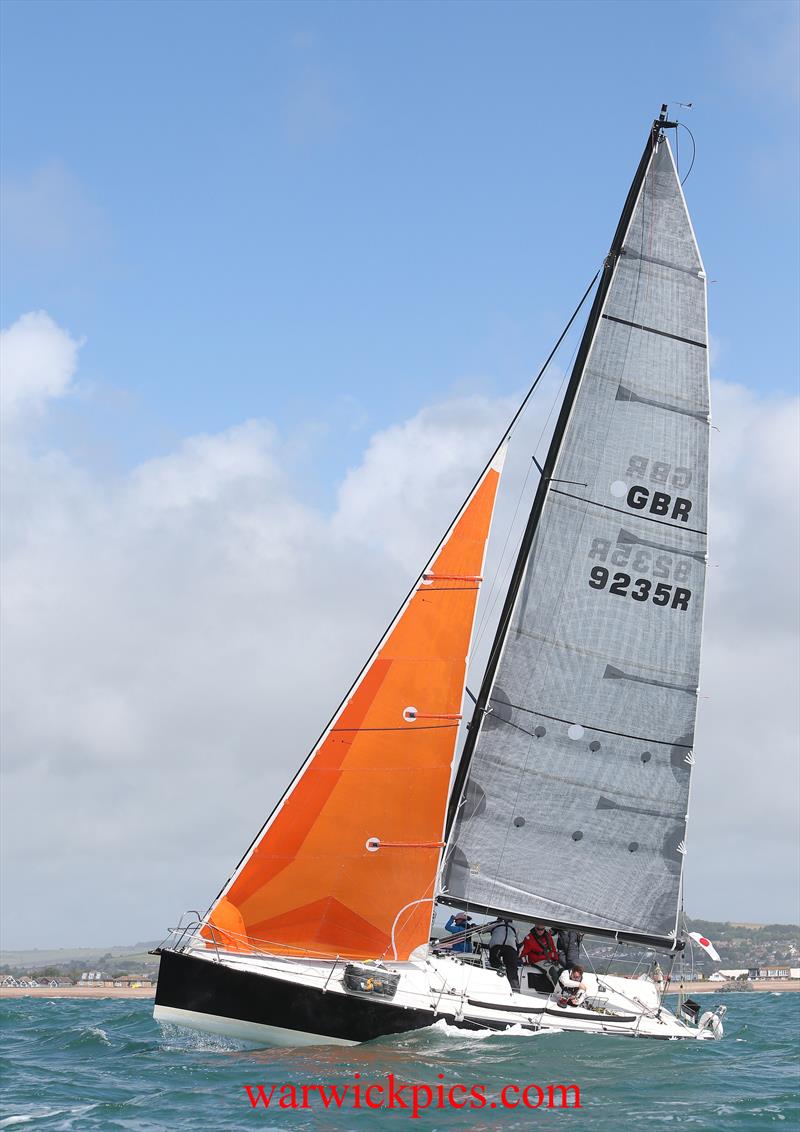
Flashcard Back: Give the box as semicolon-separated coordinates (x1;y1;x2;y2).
1;1113;65;1128
157;1021;255;1052
425;1018;559;1040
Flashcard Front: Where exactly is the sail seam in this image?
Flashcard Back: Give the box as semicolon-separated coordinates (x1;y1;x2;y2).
508;622;700;680
471;745;688;811
601;313;706;349
620;246;702;277
616;529;705;561
584;365;709;419
488;703;694;749
416;586;481;592
550;489;707;535
330;723;459;733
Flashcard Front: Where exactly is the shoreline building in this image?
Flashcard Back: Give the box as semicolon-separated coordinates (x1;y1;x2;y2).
747;967;800;980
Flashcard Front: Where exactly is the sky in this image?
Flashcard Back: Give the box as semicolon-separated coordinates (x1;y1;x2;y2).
1;0;798;949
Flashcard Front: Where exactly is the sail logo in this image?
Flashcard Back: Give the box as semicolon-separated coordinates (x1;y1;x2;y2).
625;486;692;523
587;536;693;582
625;455;692;489
588;567;692;611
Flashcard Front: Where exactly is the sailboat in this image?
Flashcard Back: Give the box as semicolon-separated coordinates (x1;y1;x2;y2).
153;109;726;1044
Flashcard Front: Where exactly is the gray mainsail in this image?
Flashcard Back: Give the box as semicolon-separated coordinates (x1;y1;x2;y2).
442;124;709;949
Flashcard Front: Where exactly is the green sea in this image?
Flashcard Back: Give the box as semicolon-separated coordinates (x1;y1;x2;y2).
1;992;797;1129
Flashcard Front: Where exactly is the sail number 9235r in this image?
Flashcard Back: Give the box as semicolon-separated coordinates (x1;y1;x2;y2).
589;567;691;610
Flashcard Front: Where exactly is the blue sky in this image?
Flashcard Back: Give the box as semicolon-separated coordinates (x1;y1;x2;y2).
1;1;798;946
2;0;797;488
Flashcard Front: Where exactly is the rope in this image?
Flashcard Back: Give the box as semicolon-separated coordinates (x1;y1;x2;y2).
471;333;580;657
678;122;696;186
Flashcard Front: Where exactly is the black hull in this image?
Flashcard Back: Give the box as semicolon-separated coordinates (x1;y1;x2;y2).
154;950;518;1045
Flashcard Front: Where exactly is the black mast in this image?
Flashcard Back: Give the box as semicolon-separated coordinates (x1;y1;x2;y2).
444;114;672;841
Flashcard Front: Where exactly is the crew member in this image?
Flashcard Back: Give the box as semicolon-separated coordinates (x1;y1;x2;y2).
444;912;474;953
520;924;559;966
557;965;587;1008
488;919;521;991
556;928;584;970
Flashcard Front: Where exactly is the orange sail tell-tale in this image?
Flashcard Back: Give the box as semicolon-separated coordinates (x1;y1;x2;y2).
202;446;506;961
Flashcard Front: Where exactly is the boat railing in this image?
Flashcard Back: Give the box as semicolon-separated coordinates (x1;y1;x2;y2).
156;915;307;964
592;976;668;1024
155;910;224;964
322;957;341;993
158;916;378;975
190;923;355;963
155;911;215;958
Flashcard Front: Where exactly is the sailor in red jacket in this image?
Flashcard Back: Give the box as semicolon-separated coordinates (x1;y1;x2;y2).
520;924;559;966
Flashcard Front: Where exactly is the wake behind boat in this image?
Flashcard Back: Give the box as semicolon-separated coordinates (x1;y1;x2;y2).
154;107;725;1045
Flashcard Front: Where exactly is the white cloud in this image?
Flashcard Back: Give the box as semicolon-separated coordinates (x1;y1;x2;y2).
0;311;81;422
687;383;800;922
334;394;517;570
1;311;797;947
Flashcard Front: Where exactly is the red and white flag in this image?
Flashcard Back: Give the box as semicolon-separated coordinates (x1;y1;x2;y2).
689;932;720;961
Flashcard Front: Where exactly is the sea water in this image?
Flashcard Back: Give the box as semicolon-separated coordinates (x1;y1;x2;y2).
1;993;797;1130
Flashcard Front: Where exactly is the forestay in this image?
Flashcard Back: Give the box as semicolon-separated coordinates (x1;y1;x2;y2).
443;136;709;948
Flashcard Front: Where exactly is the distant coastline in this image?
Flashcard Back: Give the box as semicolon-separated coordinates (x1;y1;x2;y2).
668;979;800;995
2;986;156;998
3;979;799;1000
2;920;797;1002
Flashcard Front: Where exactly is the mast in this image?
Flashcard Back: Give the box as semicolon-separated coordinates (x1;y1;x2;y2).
444;112;675;842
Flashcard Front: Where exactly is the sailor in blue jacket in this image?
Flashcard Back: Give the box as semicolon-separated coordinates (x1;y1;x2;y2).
444;911;474;953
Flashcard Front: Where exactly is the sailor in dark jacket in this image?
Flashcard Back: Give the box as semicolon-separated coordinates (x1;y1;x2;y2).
556;928;584;970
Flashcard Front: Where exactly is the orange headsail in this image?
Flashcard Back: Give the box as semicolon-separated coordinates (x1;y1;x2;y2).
203;447;506;961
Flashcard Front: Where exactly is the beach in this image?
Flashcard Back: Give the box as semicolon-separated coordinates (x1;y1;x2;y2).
1;986;156;999
671;979;800;994
3;979;798;999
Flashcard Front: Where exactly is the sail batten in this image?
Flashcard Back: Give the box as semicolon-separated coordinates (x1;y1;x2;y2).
442;132;709;948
